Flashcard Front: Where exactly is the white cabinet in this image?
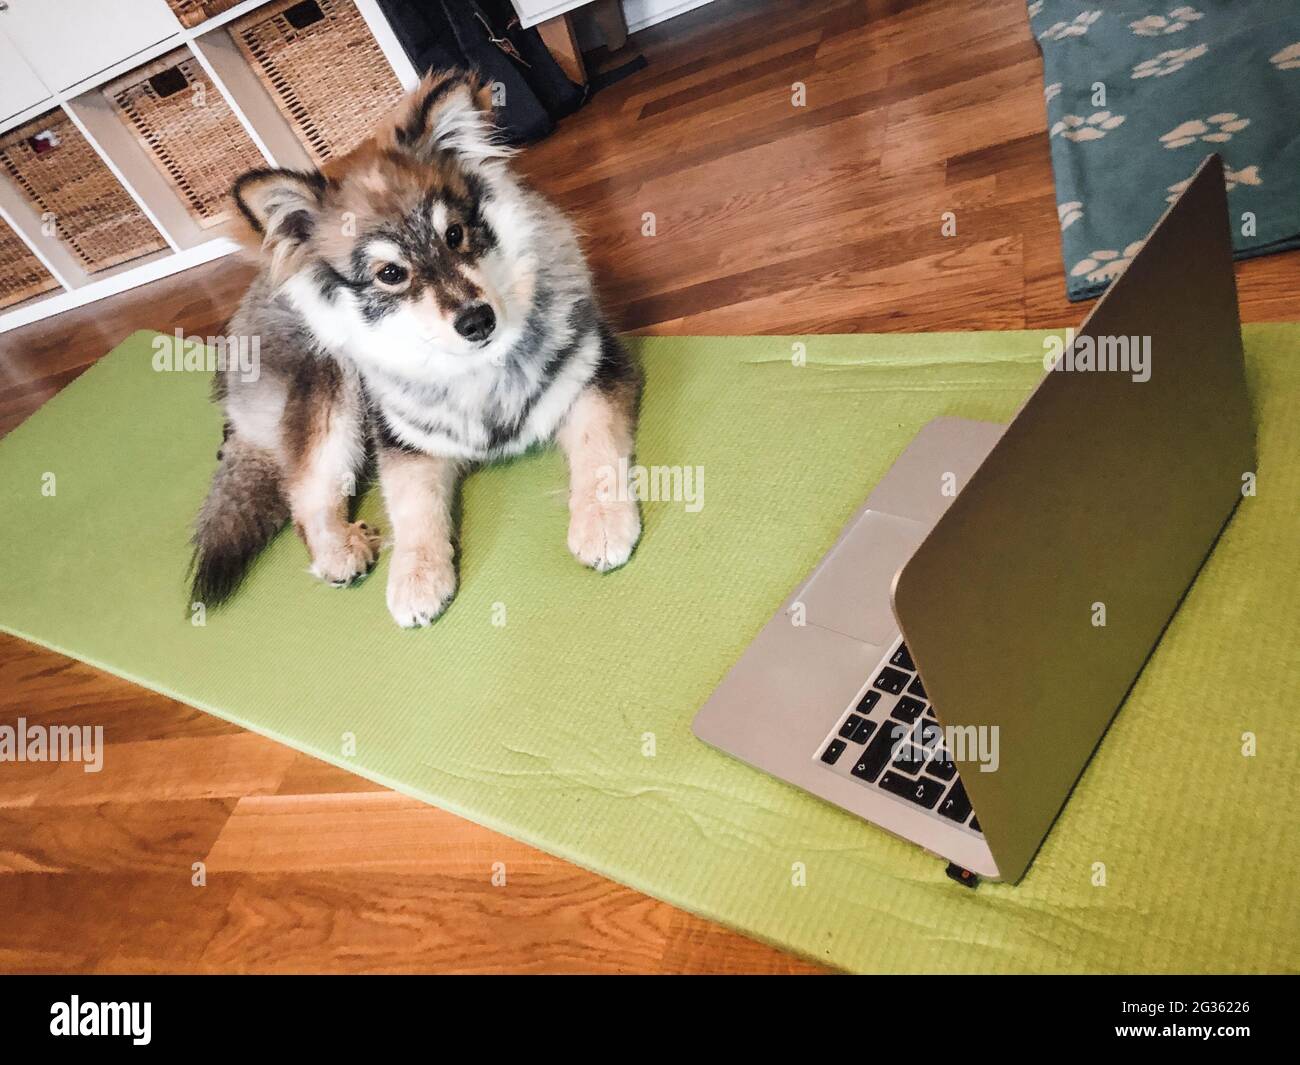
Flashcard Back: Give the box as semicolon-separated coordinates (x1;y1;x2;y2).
0;28;48;119
0;0;180;92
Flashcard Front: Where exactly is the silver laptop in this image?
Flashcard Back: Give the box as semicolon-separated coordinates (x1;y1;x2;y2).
692;156;1255;883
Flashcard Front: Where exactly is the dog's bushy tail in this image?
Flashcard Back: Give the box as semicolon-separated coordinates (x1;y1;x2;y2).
189;436;289;608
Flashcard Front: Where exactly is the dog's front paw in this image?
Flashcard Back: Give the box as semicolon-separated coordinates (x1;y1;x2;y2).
311;521;380;586
386;548;457;628
568;499;640;572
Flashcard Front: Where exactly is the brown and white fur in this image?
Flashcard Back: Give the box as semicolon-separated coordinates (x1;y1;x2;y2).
191;72;641;626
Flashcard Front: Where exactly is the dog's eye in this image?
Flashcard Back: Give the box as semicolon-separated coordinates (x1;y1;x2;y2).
375;263;408;286
445;223;464;250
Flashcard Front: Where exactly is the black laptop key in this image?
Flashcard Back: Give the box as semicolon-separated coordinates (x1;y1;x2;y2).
890;643;915;671
879;771;944;809
839;714;864;740
890;695;926;724
924;756;957;781
851;727;899;783
821;739;847;765
851;717;876;744
938;781;972;823
855;689;881;715
916;720;943;749
907;674;927;699
969;815;981;834
891;743;927;775
873;666;910;695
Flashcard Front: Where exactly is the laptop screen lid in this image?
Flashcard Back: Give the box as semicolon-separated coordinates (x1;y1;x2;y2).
891;156;1255;882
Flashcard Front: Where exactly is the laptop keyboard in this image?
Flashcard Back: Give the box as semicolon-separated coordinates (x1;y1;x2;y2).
817;639;983;836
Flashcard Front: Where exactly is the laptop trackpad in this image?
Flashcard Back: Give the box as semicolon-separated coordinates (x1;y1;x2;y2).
796;509;927;645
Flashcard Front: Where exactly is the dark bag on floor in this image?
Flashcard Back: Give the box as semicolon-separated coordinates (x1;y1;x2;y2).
375;0;585;144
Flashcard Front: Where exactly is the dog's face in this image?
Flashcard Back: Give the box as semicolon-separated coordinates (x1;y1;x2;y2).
233;74;527;372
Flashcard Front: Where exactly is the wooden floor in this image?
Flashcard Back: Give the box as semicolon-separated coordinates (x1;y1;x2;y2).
1;0;1296;974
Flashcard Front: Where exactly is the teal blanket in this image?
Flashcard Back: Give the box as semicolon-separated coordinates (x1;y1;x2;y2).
1031;1;1300;299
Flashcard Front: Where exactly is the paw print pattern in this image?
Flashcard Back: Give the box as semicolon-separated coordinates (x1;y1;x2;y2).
1271;43;1300;70
1071;241;1145;284
1166;165;1262;203
1040;10;1101;42
1058;201;1083;231
1160;113;1250;149
1132;44;1208;79
1044;82;1063;102
1130;6;1204;37
1051;111;1126;142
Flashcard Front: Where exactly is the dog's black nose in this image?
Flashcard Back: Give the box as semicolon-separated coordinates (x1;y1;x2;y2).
454;303;496;342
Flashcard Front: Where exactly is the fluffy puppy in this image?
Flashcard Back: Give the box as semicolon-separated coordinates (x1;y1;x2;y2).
191;71;641;626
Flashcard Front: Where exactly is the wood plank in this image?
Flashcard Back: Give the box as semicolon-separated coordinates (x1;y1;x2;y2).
0;733;297;809
194;870;820;974
0;872;245;973
0;799;236;875
204;791;553;876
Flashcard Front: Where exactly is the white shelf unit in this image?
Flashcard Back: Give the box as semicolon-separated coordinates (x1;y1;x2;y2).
0;0;418;334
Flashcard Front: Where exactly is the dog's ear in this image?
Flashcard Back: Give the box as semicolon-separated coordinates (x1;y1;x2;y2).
231;169;326;279
388;70;511;163
233;168;325;242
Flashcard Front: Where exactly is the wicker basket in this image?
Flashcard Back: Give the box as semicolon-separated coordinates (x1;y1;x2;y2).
0;112;167;274
0;218;60;311
164;0;243;29
231;0;405;164
104;50;266;229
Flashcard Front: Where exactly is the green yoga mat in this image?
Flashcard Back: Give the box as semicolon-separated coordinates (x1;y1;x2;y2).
1;328;1297;974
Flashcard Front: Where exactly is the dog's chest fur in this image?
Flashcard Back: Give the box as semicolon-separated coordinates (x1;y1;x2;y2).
281;271;602;462
360;289;604;461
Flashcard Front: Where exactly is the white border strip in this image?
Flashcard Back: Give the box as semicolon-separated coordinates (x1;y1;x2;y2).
0;237;238;334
